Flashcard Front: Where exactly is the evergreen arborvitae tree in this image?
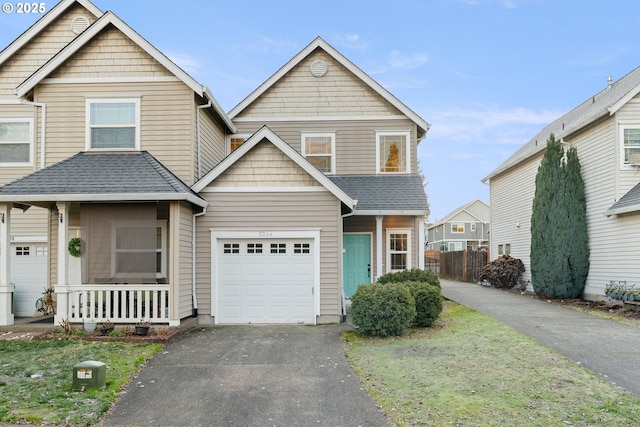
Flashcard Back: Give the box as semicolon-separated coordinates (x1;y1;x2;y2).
531;135;589;298
530;134;565;297
563;146;589;297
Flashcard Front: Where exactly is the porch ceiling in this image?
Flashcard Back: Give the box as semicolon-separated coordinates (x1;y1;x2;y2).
0;151;207;209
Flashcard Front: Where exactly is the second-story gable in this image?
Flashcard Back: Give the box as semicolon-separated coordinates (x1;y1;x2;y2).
228;37;430;177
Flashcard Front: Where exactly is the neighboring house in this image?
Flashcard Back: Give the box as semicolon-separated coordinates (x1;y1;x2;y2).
0;0;429;326
483;69;640;300
426;199;489;252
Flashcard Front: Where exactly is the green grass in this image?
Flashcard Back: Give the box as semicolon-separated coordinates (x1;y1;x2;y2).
0;339;161;426
343;302;640;427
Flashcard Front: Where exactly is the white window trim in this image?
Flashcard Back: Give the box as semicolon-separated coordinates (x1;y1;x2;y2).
0;118;34;166
451;223;465;233
85;98;141;151
376;130;411;174
386;228;412;272
111;220;167;279
470;223;477;232
620;125;640;169
301;132;336;174
226;134;250;156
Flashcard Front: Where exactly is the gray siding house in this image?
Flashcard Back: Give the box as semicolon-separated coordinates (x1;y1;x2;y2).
0;0;429;326
426;199;489;252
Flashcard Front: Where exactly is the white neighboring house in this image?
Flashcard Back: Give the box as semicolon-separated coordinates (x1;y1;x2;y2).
426;199;490;252
482;69;640;300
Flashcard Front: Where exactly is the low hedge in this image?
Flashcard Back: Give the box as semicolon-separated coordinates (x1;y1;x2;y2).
350;283;416;337
402;281;443;327
376;269;440;288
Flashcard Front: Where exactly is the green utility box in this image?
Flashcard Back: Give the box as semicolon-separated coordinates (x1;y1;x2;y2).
72;360;106;391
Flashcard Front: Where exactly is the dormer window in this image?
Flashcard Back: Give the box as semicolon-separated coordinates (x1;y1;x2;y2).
86;99;140;150
377;131;410;173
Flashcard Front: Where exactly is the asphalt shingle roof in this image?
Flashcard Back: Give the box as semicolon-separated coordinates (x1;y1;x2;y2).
0;151;200;198
607;182;640;215
329;175;428;212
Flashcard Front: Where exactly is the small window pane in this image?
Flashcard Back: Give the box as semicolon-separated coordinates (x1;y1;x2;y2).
307;155;331;172
0;121;31;163
390;253;406;270
390;234;407;252
91;103;135;125
0;122;30;142
91;128;135;149
230;137;245;152
223;243;240;254
0;144;30;162
294;243;310;254
248;243;263;254
270;243;286;254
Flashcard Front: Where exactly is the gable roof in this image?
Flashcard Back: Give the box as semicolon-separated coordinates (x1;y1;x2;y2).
0;0;102;67
428;199;489;227
228;37;430;140
14;8;235;133
329;175;428;215
483;66;640;182
0;151;207;208
605;182;640;217
192;126;356;210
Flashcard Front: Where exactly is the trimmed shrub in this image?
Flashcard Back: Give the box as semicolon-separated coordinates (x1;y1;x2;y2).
478;255;525;289
350;283;416;337
402;281;443;327
376;269;440;288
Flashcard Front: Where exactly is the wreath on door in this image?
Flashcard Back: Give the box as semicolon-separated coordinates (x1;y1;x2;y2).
68;237;82;257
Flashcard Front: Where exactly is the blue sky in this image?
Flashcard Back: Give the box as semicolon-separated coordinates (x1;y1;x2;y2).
2;0;640;220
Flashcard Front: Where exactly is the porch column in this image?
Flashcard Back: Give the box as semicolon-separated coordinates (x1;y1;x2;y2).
54;202;69;324
0;203;14;325
418;217;425;270
375;215;383;279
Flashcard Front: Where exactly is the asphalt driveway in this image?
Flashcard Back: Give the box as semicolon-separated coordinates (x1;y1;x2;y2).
101;325;393;427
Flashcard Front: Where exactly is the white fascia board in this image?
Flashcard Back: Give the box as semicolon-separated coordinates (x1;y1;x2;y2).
192;126;356;210
608;84;640;115
17;11;206;99
0;0;103;67
604;205;640;217
0;193;208;208
227;37;430;135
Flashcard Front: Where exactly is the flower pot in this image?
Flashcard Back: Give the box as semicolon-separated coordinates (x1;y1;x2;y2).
134;325;150;336
84;322;97;333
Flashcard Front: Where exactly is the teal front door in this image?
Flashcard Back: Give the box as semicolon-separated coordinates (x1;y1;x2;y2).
343;234;371;298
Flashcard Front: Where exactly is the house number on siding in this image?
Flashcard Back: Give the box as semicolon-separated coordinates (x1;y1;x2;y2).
259;231;273;237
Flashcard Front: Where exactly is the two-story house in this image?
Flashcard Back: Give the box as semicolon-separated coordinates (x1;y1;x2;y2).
483;68;640;300
426;199;489;252
0;0;429;326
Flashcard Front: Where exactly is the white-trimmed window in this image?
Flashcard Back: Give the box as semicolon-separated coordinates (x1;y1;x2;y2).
386;229;412;272
451;223;465;233
377;131;410;173
0;119;33;165
301;132;335;173
111;220;166;279
470;223;477;232
621;126;640;167
86;99;140;150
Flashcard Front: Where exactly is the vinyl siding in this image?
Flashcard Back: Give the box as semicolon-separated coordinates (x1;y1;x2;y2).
489;153;541;284
196;106;226;181
174;202;194;320
0;3;96;96
7;208;48;237
238;50;400;118
233;119;419;175
615;98;640;197
0;104;39;183
34;81;196;184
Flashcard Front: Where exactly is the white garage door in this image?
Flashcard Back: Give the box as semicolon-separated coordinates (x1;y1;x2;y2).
216;238;315;324
11;243;48;317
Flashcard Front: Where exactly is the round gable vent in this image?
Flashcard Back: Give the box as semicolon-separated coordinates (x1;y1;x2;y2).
310;60;328;78
71;16;91;35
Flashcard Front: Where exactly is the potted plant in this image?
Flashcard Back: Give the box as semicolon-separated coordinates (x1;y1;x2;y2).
99;319;114;336
134;319;151;336
42;287;55;315
83;317;97;333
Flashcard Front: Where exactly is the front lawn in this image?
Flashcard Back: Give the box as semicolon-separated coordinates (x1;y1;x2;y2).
0;340;161;426
343;301;640;426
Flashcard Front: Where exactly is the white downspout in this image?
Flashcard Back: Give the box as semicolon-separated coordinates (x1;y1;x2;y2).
196;101;212;180
191;208;206;317
18;99;46;169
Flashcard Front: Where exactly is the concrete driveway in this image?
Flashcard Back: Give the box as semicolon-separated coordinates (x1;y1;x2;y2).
101;325;393;427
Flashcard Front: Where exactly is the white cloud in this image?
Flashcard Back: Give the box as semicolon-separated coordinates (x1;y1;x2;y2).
165;51;201;75
332;33;369;50
388;50;428;71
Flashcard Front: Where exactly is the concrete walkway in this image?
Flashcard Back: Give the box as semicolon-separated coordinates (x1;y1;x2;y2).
100;324;393;427
440;279;640;398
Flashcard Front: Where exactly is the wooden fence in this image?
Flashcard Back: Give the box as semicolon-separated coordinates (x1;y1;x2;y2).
424;250;440;275
439;250;489;283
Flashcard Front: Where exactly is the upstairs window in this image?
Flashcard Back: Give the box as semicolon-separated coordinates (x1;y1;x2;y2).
302;133;335;173
227;135;248;154
86;99;139;150
621;127;640;167
377;131;410;173
0;119;32;165
451;224;465;233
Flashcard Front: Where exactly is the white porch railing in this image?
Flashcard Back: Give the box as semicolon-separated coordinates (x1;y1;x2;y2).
67;284;170;324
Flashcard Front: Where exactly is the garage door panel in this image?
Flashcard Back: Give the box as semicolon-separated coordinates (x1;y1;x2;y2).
12;243;48;317
216;238;315;324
